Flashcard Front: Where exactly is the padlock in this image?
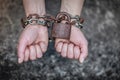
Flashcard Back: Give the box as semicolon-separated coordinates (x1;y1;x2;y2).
52;12;71;39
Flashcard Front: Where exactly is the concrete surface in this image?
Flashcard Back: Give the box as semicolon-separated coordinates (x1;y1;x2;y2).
0;0;120;80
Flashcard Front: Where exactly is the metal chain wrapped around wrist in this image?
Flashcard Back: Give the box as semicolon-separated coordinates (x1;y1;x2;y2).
71;15;84;29
50;12;84;29
21;13;84;29
21;14;47;28
20;13;84;41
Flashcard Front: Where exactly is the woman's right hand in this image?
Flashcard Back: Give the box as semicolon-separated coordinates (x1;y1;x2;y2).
17;25;48;63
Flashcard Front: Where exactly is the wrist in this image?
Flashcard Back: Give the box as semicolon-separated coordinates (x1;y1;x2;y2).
21;14;47;28
25;10;46;17
60;0;84;16
60;9;80;16
25;9;46;17
23;0;46;17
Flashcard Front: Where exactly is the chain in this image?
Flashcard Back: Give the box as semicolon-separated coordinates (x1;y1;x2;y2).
21;13;84;29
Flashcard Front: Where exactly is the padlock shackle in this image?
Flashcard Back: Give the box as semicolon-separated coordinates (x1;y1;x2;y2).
56;12;71;23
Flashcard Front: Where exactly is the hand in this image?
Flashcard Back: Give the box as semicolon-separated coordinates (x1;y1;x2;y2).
55;26;88;63
17;25;48;63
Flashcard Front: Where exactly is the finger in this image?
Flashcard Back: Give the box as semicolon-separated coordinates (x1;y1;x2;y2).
56;42;63;53
74;46;80;59
35;44;42;58
67;43;74;59
39;42;47;53
55;38;69;48
24;47;30;62
61;43;68;57
17;38;27;63
79;43;88;63
29;45;37;60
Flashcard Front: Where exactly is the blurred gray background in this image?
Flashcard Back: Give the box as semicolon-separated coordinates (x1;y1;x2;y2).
0;0;120;80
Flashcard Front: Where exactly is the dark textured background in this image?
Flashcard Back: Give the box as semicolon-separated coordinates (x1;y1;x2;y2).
0;0;120;80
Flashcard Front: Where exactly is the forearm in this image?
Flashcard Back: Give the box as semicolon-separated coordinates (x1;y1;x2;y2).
23;0;46;16
61;0;84;16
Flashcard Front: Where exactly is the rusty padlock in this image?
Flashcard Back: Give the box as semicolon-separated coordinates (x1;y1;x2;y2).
52;12;71;39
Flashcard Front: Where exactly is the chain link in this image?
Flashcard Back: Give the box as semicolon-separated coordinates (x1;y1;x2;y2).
21;12;84;29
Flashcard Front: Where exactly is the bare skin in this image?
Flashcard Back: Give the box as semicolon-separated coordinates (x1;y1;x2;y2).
17;0;48;63
55;0;88;63
17;0;88;63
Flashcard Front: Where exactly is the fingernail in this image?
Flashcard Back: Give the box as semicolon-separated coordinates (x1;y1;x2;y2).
37;53;42;58
18;58;22;63
80;58;84;63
